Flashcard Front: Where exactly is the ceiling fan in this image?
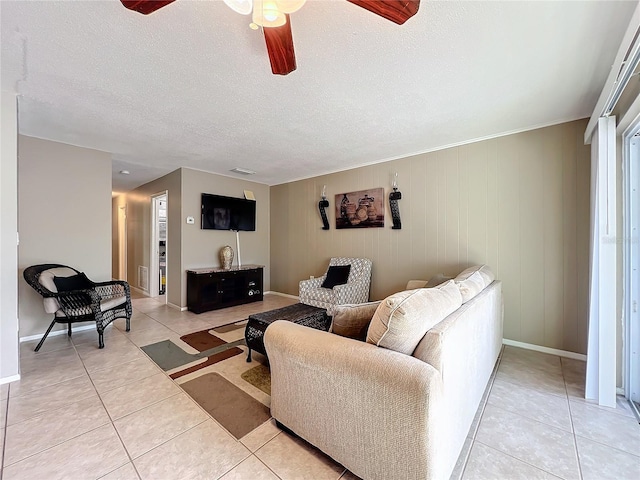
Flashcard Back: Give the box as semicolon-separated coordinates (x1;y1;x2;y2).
120;0;420;75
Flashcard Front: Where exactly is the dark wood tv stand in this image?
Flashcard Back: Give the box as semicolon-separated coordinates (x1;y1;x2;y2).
186;265;264;314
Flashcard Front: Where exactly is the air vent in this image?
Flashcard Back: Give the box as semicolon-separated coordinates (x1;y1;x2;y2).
230;167;256;175
138;265;149;291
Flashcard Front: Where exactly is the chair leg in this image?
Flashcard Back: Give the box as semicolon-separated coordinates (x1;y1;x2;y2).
35;319;57;352
98;332;104;349
126;317;131;332
68;323;72;337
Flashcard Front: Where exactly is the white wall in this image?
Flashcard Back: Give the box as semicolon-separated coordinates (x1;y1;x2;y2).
18;136;112;338
0;91;19;382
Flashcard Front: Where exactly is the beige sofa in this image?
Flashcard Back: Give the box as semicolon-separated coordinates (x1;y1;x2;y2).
264;267;503;480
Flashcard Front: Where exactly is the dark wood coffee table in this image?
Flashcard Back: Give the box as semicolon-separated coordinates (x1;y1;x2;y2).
244;303;330;362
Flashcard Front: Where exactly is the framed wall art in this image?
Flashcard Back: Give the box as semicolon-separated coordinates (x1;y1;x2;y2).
335;187;384;229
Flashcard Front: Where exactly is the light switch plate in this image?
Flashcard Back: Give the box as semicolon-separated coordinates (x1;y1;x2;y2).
186;216;195;224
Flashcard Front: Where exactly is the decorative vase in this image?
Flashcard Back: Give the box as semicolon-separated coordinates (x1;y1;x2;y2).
220;245;234;270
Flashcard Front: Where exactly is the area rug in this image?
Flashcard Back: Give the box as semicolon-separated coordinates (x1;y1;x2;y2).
241;364;271;395
141;320;273;440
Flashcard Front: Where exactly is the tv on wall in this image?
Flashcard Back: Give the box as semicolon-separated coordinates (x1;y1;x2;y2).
201;193;256;231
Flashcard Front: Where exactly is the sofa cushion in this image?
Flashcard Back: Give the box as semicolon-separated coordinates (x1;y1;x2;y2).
366;280;462;355
454;265;495;303
330;301;382;340
53;272;92;292
321;265;351;289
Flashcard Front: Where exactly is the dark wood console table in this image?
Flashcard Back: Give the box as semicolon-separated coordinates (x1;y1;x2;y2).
186;265;264;314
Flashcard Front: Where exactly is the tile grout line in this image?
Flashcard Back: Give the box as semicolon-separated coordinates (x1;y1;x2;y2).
457;345;504;480
75;339;142;480
561;357;585;480
473;440;565;479
1;385;9;480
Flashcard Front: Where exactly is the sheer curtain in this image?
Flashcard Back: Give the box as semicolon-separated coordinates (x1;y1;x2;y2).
585;116;617;407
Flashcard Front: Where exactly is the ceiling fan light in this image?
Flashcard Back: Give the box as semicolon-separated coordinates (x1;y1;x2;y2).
252;0;286;27
223;0;253;15
275;0;306;14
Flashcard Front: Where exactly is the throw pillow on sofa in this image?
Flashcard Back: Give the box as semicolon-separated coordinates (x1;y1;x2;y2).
454;265;495;303
366;280;462;355
330;301;382;341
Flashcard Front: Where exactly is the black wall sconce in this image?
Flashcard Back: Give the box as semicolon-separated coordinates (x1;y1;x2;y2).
319;185;330;230
389;173;402;229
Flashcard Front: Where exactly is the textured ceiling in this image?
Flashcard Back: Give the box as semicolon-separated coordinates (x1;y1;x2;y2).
1;0;636;191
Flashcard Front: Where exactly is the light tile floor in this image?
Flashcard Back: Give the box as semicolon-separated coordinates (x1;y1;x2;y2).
1;293;639;479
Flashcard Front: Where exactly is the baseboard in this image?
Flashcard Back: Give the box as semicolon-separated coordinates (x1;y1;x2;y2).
0;374;20;385
502;339;587;361
265;291;299;300
167;302;188;312
130;286;150;297
19;324;94;343
617;387;625;395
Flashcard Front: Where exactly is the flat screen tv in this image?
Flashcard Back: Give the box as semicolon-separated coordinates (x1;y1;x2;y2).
201;193;256;231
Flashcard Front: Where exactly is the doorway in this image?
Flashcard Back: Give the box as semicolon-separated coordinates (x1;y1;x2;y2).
150;192;167;301
117;205;127;281
623;125;640;419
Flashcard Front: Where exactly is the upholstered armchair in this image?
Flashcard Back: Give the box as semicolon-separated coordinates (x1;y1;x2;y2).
299;257;372;311
23;264;132;351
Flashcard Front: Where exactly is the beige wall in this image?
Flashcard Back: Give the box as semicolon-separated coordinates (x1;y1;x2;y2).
126;170;182;307
18;136;112;338
271;119;591;355
126;167;270;309
1;91;19;381
179;168;271;306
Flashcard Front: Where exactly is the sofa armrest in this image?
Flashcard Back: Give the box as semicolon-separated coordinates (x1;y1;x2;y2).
264;321;444;480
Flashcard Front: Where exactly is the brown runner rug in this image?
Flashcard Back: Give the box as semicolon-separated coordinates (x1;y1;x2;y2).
180;372;271;439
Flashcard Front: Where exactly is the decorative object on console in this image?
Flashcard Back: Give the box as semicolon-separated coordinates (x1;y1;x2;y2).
335;188;384;229
120;1;420;76
219;245;234;270
318;185;330;230
389;172;402;229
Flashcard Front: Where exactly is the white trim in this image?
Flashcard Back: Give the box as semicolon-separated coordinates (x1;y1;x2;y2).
617;387;625;396
19;324;94;343
150;191;168;302
265;291;299;300
585;2;640;143
0;374;20;385
167;302;187;312
623;120;640;403
502;339;587;361
617;97;640;136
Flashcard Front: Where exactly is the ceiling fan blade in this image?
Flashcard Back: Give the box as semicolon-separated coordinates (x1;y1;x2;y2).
263;15;297;76
120;1;176;15
346;0;420;25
